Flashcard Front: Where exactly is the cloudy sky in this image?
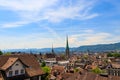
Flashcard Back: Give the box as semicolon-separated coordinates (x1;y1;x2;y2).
0;0;120;49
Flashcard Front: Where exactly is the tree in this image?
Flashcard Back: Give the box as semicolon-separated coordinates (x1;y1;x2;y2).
74;68;79;72
92;67;103;74
41;61;46;67
107;53;113;57
0;50;3;55
41;66;51;80
42;66;51;73
113;53;120;58
107;52;120;58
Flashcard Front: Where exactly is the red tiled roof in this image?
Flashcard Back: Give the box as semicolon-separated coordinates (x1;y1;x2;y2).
1;58;18;70
26;68;44;77
0;54;40;69
111;76;120;80
52;65;65;72
45;54;55;58
60;71;120;80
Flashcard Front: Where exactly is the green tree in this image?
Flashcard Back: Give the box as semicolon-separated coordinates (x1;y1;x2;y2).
0;50;3;55
42;66;51;73
107;52;120;58
74;68;79;72
92;67;103;74
107;53;113;57
83;55;88;59
41;61;46;67
41;66;51;80
113;53;120;58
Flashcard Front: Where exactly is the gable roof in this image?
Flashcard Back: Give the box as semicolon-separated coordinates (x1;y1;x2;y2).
0;54;44;76
1;57;18;70
0;54;40;69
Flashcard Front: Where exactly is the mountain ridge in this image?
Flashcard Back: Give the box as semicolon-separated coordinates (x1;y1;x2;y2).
2;42;120;53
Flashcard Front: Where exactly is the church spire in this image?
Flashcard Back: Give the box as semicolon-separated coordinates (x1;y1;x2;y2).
52;44;54;54
66;36;69;59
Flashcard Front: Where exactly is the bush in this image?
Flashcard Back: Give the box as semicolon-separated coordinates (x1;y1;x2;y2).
74;68;79;72
92;67;103;74
42;66;51;73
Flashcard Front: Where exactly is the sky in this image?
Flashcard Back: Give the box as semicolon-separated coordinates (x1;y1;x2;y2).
0;0;120;49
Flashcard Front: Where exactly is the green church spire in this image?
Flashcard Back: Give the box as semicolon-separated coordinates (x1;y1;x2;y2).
66;36;69;59
66;36;69;49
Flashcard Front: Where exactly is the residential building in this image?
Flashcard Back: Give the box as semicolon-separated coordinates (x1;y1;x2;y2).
0;54;44;80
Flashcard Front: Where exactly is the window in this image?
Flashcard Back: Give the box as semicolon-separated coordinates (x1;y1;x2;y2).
21;69;24;74
15;64;19;66
9;71;13;77
15;70;19;75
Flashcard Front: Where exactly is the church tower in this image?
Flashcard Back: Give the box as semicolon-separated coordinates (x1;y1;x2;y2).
65;36;69;59
52;44;55;54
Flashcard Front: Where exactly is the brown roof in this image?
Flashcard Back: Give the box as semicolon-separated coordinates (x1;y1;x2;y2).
97;75;108;80
60;71;120;80
0;54;44;76
52;65;65;73
85;72;96;80
111;76;120;80
45;54;55;58
26;68;44;77
1;57;18;70
56;56;66;61
0;54;40;69
65;72;81;80
61;73;73;79
111;63;120;68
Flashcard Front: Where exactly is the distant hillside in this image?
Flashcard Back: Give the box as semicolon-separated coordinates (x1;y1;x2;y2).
77;42;120;52
3;42;120;53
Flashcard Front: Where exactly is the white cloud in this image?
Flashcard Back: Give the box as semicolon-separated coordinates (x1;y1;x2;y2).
1;21;29;28
0;0;98;28
83;29;94;33
0;0;58;11
69;32;120;47
0;29;120;49
0;32;65;49
0;33;53;49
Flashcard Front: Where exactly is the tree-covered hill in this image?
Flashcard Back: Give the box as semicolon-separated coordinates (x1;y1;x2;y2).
3;42;120;53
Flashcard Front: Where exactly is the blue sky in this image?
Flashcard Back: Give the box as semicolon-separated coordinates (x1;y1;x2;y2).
0;0;120;49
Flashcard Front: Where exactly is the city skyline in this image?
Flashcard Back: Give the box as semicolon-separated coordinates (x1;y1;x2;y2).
0;0;120;49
